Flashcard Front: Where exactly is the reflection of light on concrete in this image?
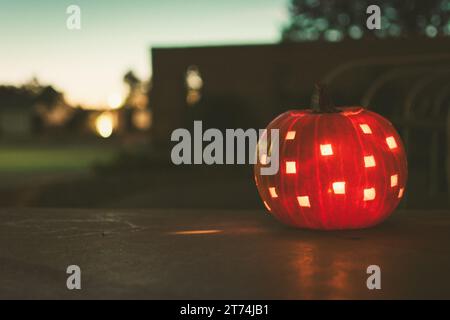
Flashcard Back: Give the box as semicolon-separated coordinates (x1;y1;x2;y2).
292;242;352;299
292;241;362;299
95;112;114;138
170;229;222;235
132;109;152;130
108;93;123;109
294;242;316;299
327;258;351;299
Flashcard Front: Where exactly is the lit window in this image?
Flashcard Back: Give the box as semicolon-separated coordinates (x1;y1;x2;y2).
391;174;398;187
285;131;296;140
186;66;203;90
386;136;398;149
263;201;271;211
185;66;203;106
297;196;311;208
359;124;372;134
269;187;278;198
286;161;296;174
364;188;376;201
320;144;333;156
332;181;346;194
364;155;376;168
398;188;404;198
186;90;201;105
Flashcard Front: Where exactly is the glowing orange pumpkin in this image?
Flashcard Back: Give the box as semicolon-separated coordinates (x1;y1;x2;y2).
254;85;407;230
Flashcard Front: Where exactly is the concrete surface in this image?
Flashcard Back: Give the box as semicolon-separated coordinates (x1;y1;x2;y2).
0;208;449;299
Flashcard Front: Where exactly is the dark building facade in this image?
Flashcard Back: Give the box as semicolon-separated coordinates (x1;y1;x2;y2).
150;38;449;143
150;38;450;208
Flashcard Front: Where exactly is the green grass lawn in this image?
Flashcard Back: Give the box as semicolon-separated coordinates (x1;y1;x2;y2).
0;145;117;173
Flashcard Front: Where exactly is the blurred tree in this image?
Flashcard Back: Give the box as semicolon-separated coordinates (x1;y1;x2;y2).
0;82;65;111
0;83;73;134
23;77;42;94
282;0;450;42
122;70;152;131
123;70;149;109
35;86;62;106
0;86;32;108
123;70;140;91
34;85;73;128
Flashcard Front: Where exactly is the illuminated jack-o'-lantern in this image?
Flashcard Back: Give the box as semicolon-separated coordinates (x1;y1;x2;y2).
254;85;407;230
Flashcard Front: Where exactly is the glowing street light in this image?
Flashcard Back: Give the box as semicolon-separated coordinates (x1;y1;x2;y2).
107;93;123;110
95;112;114;138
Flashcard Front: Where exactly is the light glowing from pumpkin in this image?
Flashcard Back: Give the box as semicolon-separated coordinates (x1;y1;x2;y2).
285;161;297;174
254;106;408;230
285;131;296;140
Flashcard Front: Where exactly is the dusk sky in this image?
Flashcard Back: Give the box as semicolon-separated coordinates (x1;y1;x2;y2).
0;0;288;107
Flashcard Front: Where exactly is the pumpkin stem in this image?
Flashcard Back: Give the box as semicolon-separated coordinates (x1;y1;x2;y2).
312;83;340;113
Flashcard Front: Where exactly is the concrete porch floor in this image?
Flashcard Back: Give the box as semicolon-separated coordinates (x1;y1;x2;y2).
0;208;449;299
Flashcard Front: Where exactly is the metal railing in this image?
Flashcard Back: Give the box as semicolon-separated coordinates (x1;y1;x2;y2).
322;56;450;207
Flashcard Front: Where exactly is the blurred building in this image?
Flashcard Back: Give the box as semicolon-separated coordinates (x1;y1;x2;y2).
151;38;449;142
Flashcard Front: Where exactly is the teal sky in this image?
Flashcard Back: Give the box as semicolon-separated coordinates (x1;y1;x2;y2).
0;0;288;107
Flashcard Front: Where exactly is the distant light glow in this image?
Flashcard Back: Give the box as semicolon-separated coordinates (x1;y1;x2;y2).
95;112;114;138
444;23;450;36
426;25;438;37
186;90;201;106
388;24;402;37
186;66;203;90
315;17;328;31
325;29;343;42
132;109;152;130
107;93;123;110
349;25;363;39
398;188;405;198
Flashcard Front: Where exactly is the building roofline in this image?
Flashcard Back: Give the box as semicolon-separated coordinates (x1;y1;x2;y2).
151;42;276;51
150;37;449;52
